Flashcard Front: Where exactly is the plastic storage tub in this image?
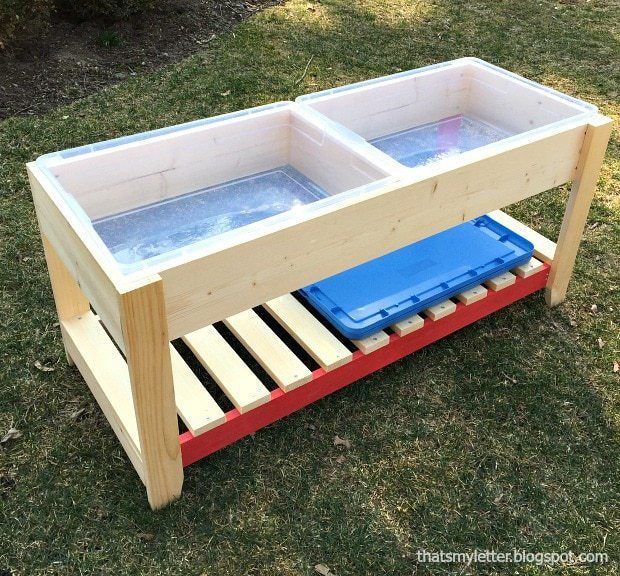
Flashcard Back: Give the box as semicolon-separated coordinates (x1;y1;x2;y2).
297;58;597;171
36;102;393;275
299;215;534;339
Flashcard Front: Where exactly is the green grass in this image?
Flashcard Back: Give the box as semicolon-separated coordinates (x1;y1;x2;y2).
1;0;619;574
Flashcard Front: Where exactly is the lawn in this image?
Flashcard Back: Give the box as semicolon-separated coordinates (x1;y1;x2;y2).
0;0;619;574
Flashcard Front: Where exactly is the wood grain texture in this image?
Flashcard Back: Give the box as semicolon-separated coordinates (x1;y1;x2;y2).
120;278;183;510
263;294;353;371
28;163;125;348
41;235;91;365
169;346;226;435
61;311;144;483
546;116;613;306
224;309;312;391
183;325;271;413
158;122;586;338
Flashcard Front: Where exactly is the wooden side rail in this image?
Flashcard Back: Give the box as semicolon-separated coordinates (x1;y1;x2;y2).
61;311;145;483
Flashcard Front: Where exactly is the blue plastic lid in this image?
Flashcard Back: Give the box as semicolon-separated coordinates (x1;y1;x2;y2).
300;215;534;339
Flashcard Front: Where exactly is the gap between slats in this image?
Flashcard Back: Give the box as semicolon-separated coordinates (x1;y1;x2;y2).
160;258;547;432
224;309;313;391
264;294;353;371
183;325;271;414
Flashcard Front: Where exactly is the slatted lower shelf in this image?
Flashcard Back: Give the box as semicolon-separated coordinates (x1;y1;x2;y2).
64;257;548;470
178;261;549;467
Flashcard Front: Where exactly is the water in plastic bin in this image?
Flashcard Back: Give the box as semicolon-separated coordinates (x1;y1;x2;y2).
93;165;328;267
370;115;513;168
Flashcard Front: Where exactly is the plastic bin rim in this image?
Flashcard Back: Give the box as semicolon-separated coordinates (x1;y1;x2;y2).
35;100;298;168
295;56;598;115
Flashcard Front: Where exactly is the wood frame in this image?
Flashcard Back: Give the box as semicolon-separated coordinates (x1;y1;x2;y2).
27;113;611;509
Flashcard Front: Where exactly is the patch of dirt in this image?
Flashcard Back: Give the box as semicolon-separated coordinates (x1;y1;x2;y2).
0;0;282;119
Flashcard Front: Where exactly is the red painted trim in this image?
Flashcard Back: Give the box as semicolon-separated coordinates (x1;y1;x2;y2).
180;266;549;467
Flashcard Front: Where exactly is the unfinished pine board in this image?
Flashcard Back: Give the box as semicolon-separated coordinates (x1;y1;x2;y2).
485;271;516;291
456;285;488;305
352;331;390;354
547;117;613;306
390;314;425;336
120;278;183;510
183;325;270;413
156;122;586;340
61;311;144;483
263;294;353;371
424;300;457;320
488;210;556;263
28;165;125;348
513;257;545;278
224;309;312;391
169;346;226;435
41;235;91;366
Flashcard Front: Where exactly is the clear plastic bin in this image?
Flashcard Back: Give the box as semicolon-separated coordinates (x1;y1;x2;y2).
297;58;597;171
36;59;597;277
36;102;393;274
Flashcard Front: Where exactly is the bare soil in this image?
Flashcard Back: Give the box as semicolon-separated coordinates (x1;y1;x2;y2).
0;0;281;119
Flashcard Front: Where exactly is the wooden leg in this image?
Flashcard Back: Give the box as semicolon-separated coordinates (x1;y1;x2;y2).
545;116;613;307
41;235;90;365
120;278;184;509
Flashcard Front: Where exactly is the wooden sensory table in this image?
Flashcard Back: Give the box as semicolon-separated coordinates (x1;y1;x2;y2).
27;114;612;509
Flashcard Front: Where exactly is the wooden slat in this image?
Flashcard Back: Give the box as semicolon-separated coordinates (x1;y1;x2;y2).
424;300;457;320
61;311;144;483
224;309;312;391
484;271;516;291
513;257;545;278
352;331;390;354
488;210;556;263
169;346;226;435
263;294;353;371
183;326;270;413
390;314;424;336
456;285;488;305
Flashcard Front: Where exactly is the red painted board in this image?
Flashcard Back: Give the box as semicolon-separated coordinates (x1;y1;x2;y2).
180;265;549;466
